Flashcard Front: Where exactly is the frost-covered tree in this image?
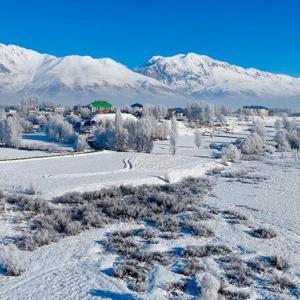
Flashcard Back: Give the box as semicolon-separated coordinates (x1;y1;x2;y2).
0;115;22;148
27;114;47;126
170;116;177;155
186;101;216;124
44;114;75;143
216;113;227;125
66;115;81;129
275;130;290;156
274;119;282;131
253;120;265;139
130;117;153;153
241;132;265;155
194;129;202;149
95;125;116;150
74;134;89;152
114;109;129;152
19;117;33;133
222;144;241;162
78;107;90;117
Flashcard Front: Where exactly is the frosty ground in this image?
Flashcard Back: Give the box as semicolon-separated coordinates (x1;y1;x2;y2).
0;117;299;299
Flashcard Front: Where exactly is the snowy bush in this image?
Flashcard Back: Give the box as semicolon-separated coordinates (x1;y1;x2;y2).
268;271;297;292
268;255;288;270
103;236;140;257
183;244;231;258
219;256;255;287
134;251;171;266
182;222;214;237
0;244;26;276
74;134;89;152
241;132;265;155
166;280;187;298
113;259;148;292
222;144;241;162
250;227;277;239
218;283;253;299
180;257;203;276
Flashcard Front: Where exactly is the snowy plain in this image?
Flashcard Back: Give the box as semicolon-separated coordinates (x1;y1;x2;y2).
0;117;299;299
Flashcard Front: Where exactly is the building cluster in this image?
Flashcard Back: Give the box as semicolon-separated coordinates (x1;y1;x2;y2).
242;105;269;117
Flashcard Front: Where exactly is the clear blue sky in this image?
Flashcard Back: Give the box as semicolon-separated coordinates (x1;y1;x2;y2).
1;0;300;76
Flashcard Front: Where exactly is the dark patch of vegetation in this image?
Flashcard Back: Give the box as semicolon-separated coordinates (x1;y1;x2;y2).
165;280;188;299
179;257;203;276
250;227;277;239
113;259;148;292
218;282;252;299
2;176;213;251
182;244;232;258
218;256;255;287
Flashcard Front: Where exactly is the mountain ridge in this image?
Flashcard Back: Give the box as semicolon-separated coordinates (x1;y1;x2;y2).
0;43;300;107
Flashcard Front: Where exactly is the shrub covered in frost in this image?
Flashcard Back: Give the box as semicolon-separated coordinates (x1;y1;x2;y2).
165;280;187;299
0;244;26;276
113;259;148;292
180;257;203;276
183;244;232;258
250;227;277;239
102;236;140;257
219;256;255;287
134;250;172;266
218;282;253;300
268;255;288;270
182;222;214;237
222;144;241;162
268;272;297;292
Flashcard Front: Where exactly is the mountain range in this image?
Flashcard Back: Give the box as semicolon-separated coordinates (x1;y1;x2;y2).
1;43;300;107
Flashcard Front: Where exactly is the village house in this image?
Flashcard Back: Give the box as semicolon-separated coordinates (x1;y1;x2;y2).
242;105;269;117
90;101;114;113
131;102;143;112
168;107;186;120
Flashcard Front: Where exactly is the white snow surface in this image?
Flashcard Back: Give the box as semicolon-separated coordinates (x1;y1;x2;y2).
0;117;299;299
91;113;137;124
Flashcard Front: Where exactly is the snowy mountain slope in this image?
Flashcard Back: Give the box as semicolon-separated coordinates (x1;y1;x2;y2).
0;44;182;105
0;44;54;93
1;44;300;106
137;53;300;99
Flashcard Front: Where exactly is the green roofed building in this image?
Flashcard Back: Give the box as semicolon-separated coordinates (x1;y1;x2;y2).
90;101;114;113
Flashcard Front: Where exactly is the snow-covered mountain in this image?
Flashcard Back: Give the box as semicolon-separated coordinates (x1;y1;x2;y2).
0;44;182;105
137;53;300;105
1;44;300;106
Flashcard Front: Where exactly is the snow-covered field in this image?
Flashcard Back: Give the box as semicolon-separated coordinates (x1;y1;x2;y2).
0;124;233;198
0;116;299;300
